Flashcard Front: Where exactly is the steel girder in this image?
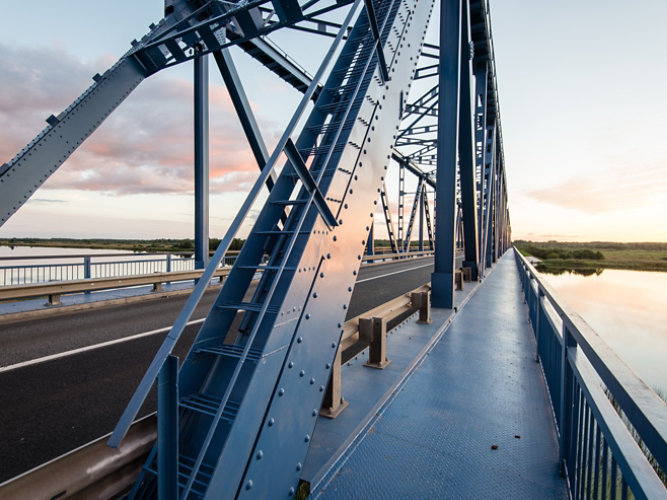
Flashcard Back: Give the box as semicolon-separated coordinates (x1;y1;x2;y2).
0;0;350;227
110;0;436;497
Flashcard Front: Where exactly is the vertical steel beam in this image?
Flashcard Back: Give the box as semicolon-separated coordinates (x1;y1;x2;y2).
483;123;496;269
431;0;462;308
418;185;424;251
474;64;488;269
194;54;210;270
397;161;406;251
367;222;374;256
457;0;479;280
157;355;178;500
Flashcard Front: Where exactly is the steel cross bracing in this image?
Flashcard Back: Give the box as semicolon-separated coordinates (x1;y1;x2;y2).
118;0;436;498
0;0;513;497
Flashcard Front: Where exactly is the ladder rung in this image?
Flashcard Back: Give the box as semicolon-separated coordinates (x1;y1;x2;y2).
217;302;281;314
237;264;296;272
179;393;240;423
195;344;264;362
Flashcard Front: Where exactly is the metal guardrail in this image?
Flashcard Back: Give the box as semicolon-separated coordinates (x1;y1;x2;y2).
0;252;240;286
0;249;430;287
0;268;231;306
514;249;666;499
0;251;434;306
0;283;434;499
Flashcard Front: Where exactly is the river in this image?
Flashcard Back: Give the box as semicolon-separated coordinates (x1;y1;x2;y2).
538;268;667;394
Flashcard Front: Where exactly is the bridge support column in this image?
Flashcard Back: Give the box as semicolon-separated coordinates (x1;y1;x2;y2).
432;0;462;309
194;54;209;270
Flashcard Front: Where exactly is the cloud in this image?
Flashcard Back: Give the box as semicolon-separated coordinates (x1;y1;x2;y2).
0;43;279;195
525;165;667;215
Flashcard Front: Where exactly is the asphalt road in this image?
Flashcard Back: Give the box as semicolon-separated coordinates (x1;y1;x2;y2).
0;257;434;482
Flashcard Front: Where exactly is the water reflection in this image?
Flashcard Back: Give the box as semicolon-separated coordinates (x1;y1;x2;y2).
538;268;667;394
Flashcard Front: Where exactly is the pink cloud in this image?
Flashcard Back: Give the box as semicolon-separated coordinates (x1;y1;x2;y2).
0;43;278;195
526;165;667;215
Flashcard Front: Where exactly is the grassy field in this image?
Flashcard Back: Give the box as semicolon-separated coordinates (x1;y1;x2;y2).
514;241;667;274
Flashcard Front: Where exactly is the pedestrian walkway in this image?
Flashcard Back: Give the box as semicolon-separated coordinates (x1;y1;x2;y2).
313;252;569;498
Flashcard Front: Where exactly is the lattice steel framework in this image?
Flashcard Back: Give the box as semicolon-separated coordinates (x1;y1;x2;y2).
0;0;511;497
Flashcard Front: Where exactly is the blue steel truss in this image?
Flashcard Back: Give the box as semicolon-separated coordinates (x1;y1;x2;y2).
0;0;512;497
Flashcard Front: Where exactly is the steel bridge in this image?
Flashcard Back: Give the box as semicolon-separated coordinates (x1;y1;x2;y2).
0;0;665;499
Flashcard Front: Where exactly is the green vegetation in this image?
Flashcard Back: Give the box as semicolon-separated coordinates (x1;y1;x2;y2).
0;237;245;254
514;240;667;274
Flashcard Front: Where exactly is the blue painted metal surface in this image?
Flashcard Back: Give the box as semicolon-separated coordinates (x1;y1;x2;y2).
313;254;568;498
431;0;462;309
1;0;519;496
194;54;210;270
515;250;667;499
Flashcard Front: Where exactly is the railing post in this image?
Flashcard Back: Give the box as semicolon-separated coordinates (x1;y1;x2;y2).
166;254;172;273
559;323;576;476
361;317;390;369
535;288;544;362
83;256;91;280
412;290;432;324
158;355;179;500
320;347;348;419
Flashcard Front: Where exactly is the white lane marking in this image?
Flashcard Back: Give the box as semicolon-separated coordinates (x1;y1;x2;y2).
1;262;431;372
355;262;433;284
0;318;206;374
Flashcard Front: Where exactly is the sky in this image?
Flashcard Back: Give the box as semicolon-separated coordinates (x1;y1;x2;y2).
0;0;665;242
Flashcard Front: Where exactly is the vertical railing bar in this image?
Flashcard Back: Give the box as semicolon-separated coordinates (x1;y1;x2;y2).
575;388;585;496
586;412;595;499
579;401;590;500
620;476;628;500
610;455;617;500
593;424;601;500
602;437;609;500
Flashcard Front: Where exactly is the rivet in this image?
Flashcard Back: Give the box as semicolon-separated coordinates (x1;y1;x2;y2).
313;292;318;298
297;336;303;343
337;322;342;328
289;487;295;496
331;342;336;348
353;270;357;275
326;253;331;259
305;314;311;320
348;287;352;292
326;363;331;369
296;462;302;471
320;272;325;278
268;418;275;426
319;385;325;392
305;434;311;442
246;480;253;490
288;361;294;368
333;235;337;241
256;450;263;460
300;370;305;377
279;388;285;396
312;408;318;416
343;304;347;309
310;377;315;384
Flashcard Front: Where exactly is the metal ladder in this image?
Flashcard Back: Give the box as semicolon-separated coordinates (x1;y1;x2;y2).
129;0;418;498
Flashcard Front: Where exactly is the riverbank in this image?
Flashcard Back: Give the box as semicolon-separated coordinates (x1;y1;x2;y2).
0;237;244;254
514;241;667;274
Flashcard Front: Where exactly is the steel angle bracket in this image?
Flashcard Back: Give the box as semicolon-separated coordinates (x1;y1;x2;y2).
283;138;338;228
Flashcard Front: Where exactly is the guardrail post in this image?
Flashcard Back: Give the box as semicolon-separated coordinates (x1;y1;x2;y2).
320;347;348;419
46;293;61;306
83;256;91;280
166;254;172;273
455;270;463;290
158;355;179;500
361;316;390;369
411;291;432;324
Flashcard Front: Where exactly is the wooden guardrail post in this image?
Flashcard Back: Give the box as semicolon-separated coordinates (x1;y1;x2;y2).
411;290;431;324
455;270;463;290
360;316;390;369
320;347;348;419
